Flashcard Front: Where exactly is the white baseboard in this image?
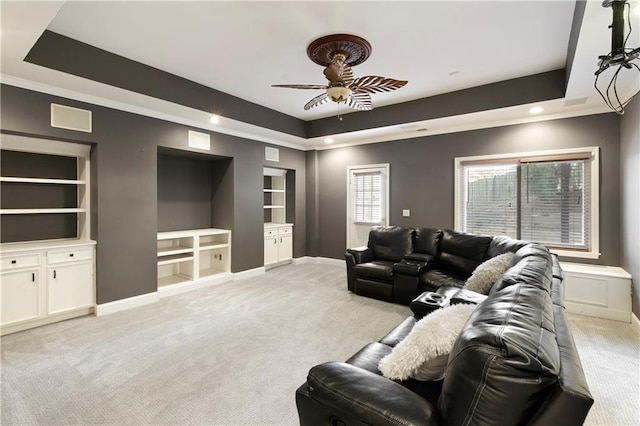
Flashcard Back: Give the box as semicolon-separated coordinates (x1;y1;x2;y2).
233;266;265;280
293;256;343;267
158;273;233;298
95;292;159;316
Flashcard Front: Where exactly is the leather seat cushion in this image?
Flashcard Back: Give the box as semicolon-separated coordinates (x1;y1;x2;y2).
421;269;466;290
353;260;395;281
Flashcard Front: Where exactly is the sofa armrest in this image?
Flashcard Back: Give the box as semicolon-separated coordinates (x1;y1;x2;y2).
345;247;374;292
404;253;435;263
394;259;430;276
307;362;440;426
346;246;374;264
450;288;488;305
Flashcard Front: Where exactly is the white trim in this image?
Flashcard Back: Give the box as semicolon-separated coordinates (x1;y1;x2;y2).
0;133;91;157
233;266;265;280
293;256;343;267
95;292;159;316
631;312;640;334
454;146;600;259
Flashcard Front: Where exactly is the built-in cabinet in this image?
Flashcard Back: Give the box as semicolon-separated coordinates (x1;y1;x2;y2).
1;240;96;335
264;167;293;268
157;228;231;296
0;135;95;335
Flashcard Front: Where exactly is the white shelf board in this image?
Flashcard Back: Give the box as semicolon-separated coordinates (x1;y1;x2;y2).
158;274;192;287
0;208;85;214
199;267;227;277
157;254;194;266
263;205;285;209
0;177;86;185
263;189;285;193
199;242;229;251
157;246;194;257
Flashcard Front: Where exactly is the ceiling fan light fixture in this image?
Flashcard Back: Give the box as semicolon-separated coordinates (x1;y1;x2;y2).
327;86;352;103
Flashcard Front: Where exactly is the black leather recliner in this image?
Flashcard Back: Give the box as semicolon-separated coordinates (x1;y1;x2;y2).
345;226;413;302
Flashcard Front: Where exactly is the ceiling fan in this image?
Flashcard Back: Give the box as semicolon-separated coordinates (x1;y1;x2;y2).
272;34;408;111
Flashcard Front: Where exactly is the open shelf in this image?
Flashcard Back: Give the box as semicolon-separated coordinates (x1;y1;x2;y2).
0;177;86;185
157;228;231;290
0;208;86;214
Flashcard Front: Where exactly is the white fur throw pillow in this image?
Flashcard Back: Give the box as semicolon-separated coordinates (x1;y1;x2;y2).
463;252;515;295
378;303;476;381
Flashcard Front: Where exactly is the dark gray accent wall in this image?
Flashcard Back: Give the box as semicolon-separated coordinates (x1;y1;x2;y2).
620;96;640;317
25;31;306;138
1;84;307;304
307;70;567;138
305;150;320;257
314;113;622;267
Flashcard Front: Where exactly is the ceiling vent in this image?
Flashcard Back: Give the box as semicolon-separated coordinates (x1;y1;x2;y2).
50;103;92;133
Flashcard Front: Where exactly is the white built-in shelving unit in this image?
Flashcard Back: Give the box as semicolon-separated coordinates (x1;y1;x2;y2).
157;228;231;295
263;167;293;268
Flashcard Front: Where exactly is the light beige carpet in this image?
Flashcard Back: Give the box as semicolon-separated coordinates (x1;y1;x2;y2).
1;263;638;425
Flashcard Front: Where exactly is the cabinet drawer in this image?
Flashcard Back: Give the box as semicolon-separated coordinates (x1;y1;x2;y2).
0;253;41;270
264;229;278;237
279;226;293;236
47;247;93;264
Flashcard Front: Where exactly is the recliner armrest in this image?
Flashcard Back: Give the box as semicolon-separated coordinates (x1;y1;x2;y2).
450;288;488;305
394;259;430;276
346;246;374;264
307;362;439;426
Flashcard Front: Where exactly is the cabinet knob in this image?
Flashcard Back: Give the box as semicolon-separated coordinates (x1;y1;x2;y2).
69;253;74;257
11;260;17;264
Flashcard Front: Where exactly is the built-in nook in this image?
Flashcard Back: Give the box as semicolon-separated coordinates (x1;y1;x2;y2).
156;148;233;295
264;167;295;268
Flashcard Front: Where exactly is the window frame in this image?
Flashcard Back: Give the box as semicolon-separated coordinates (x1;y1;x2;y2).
454;147;600;259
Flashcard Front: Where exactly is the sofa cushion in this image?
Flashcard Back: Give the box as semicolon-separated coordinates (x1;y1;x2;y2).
463;252;515;294
490;246;553;295
413;228;442;256
368;226;414;262
378;304;476;381
438;283;559;425
420;269;466;290
438;230;492;278
353;260;395;281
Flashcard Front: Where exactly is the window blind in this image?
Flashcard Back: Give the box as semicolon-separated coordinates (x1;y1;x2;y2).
352;171;383;223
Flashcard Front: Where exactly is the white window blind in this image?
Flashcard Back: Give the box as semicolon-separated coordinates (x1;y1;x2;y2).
352;171;383;224
459;153;593;252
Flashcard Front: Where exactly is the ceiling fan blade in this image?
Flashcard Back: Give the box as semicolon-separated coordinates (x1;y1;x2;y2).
272;84;328;89
350;76;408;94
304;93;330;110
347;92;373;111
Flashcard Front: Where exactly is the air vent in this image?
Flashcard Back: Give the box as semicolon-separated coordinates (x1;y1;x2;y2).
564;97;589;107
188;131;210;150
50;104;92;133
265;147;279;162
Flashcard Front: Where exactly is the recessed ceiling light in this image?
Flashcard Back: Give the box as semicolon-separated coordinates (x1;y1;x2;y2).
324;138;334;144
529;106;544;114
210;115;220;124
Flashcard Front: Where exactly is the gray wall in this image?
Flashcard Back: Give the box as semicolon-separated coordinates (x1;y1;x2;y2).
312;113;622;267
0;84;307;305
620;96;640;318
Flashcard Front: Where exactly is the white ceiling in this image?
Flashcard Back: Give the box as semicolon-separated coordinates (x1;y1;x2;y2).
1;1;639;150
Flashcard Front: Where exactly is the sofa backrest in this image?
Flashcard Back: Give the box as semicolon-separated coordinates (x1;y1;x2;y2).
368;226;414;262
488;235;529;257
437;229;492;278
413;228;442;256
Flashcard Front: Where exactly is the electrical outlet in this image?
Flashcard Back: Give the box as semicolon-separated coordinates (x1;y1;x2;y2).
402;209;410;217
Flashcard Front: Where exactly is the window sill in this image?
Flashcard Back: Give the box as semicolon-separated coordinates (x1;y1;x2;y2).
549;248;600;260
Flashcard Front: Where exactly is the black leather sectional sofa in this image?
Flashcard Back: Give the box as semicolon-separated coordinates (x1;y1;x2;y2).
345;226;530;304
296;227;593;425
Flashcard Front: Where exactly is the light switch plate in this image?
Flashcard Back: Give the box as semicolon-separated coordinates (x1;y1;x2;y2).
402;209;410;217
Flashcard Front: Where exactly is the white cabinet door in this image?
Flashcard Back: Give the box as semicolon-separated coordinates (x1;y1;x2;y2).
264;236;279;265
279;234;293;261
47;262;94;315
1;269;40;326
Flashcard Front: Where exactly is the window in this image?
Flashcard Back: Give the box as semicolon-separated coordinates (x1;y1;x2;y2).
455;147;599;259
352;171;383;223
